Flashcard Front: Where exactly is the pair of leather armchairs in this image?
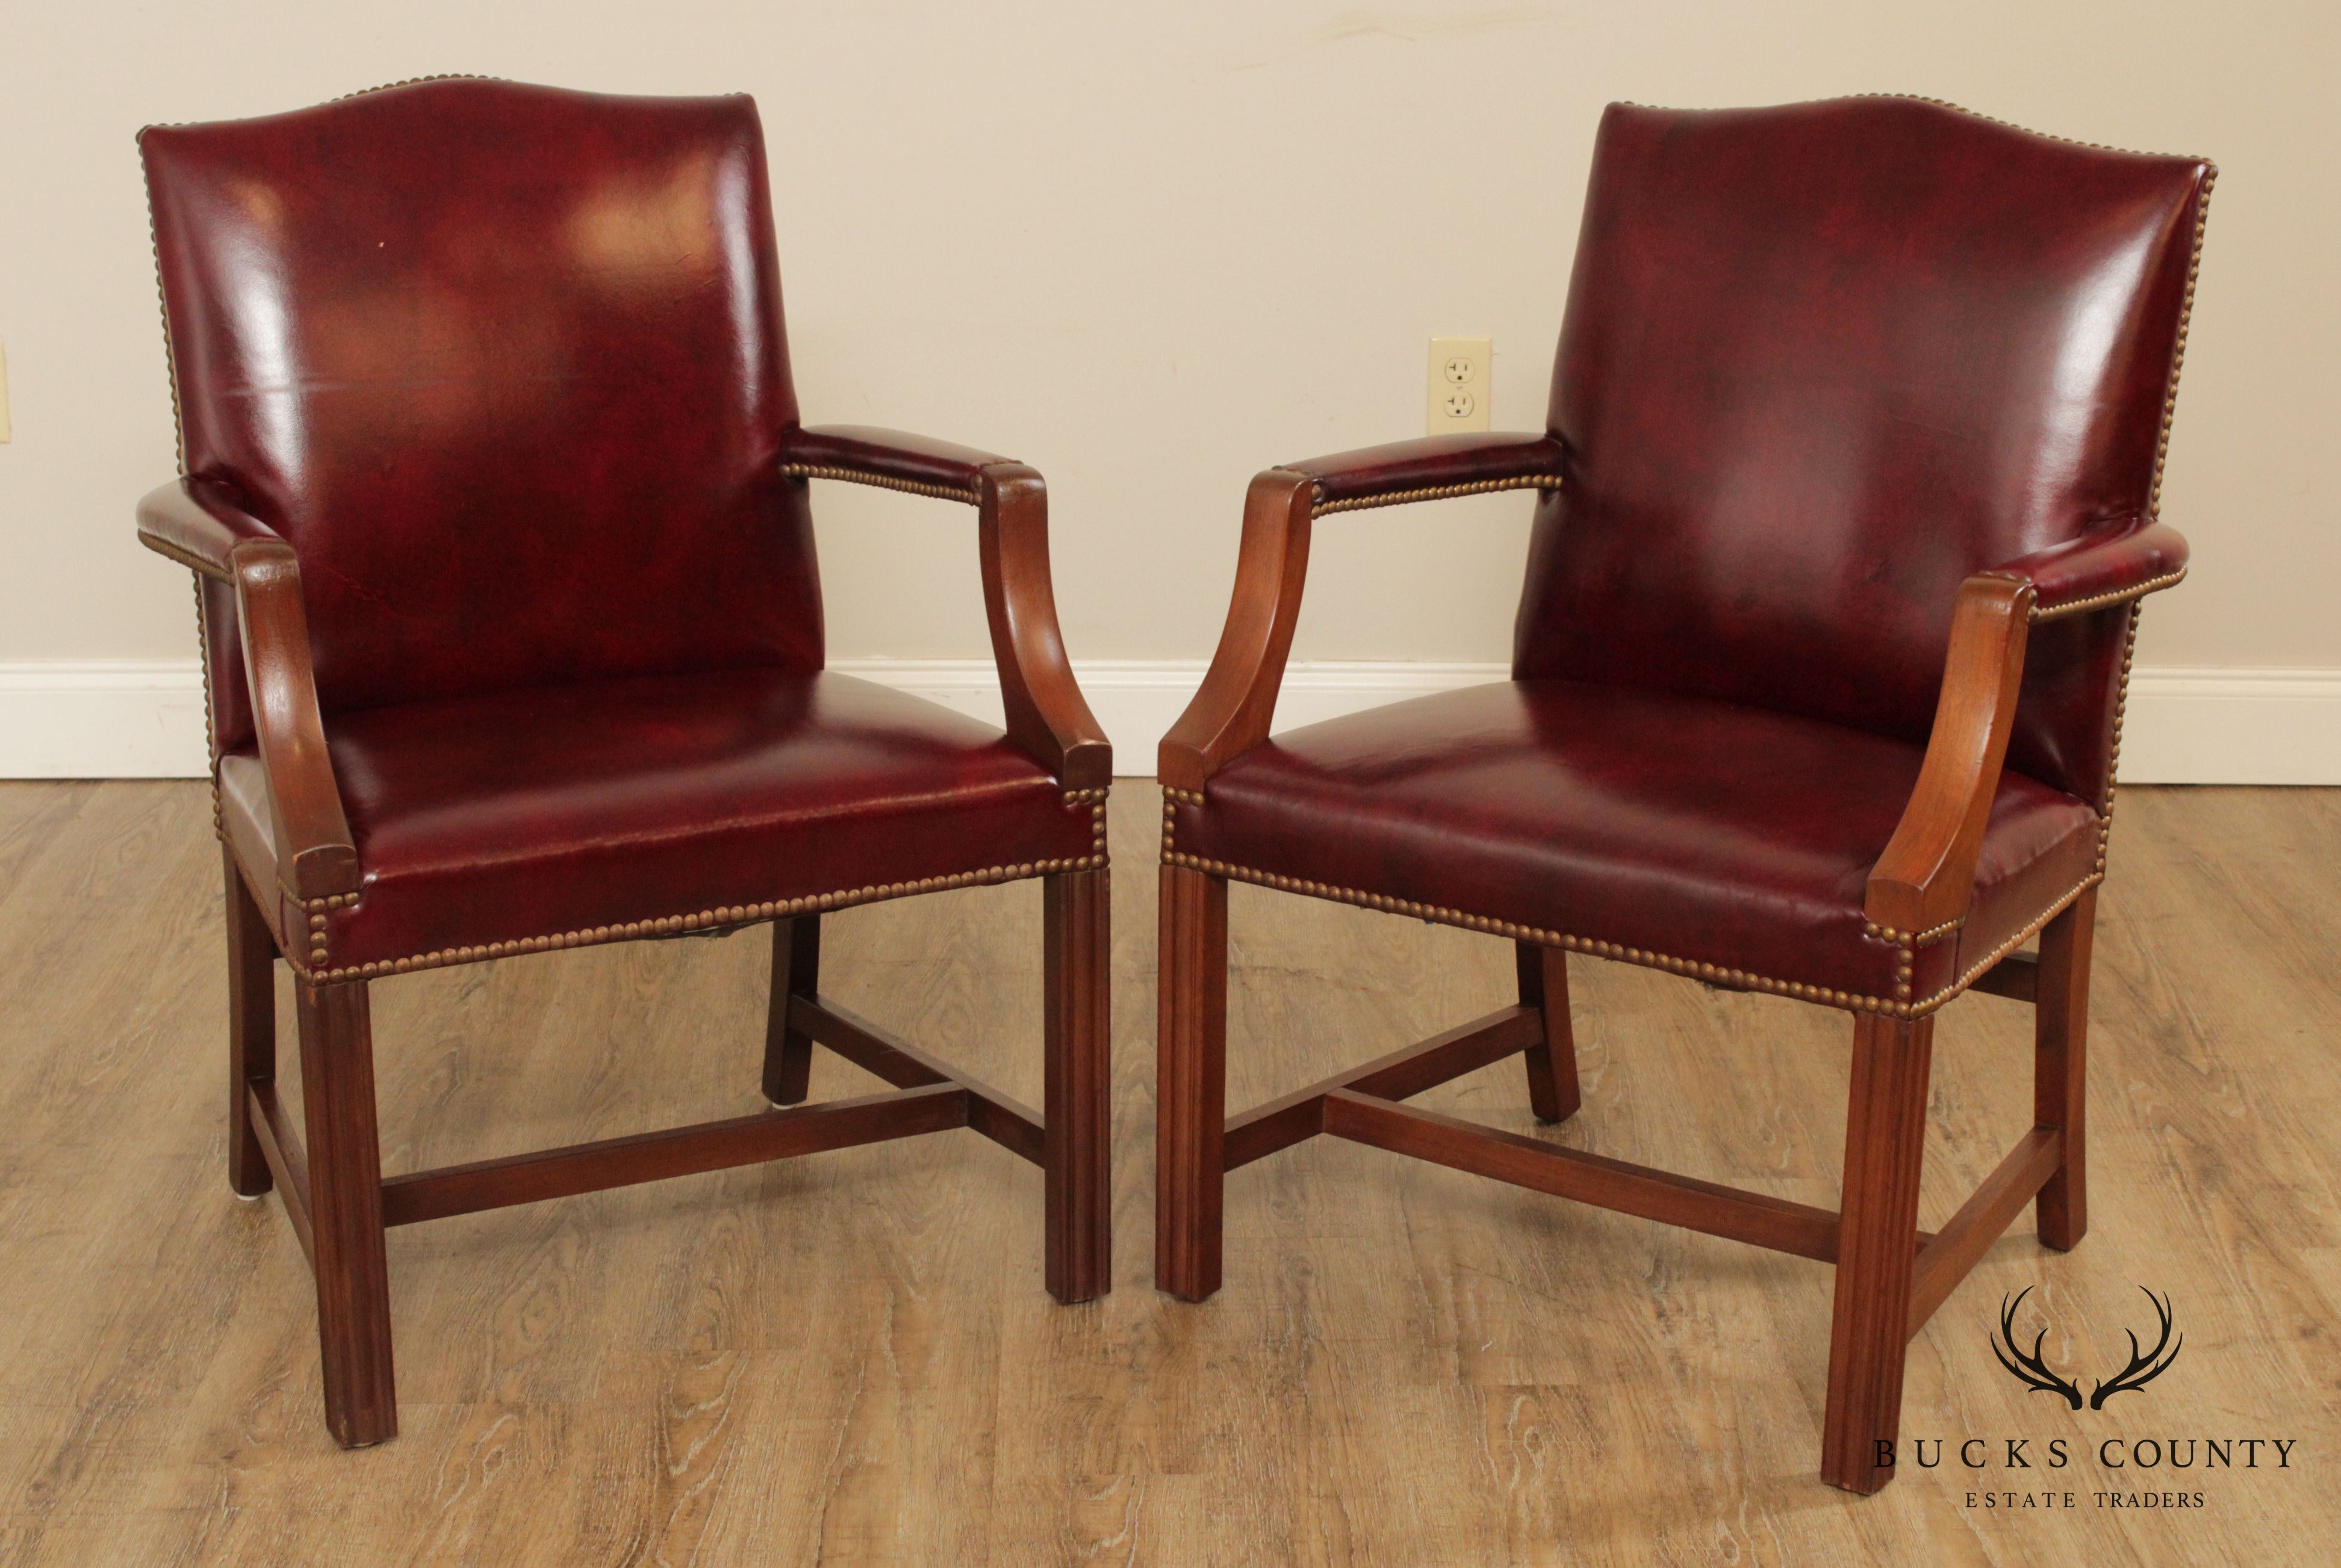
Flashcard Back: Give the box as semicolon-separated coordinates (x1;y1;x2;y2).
136;78;2208;1493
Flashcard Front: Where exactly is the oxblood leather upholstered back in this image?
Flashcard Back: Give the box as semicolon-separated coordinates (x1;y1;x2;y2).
1515;99;2210;803
142;79;819;752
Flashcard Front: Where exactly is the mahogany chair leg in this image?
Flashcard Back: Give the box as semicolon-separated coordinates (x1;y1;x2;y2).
224;847;276;1198
1155;863;1228;1302
1043;868;1113;1303
1514;941;1582;1125
296;978;397;1448
763;916;821;1106
2035;888;2097;1251
1820;1011;1936;1493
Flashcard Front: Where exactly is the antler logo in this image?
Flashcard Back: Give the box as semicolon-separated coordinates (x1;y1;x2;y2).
1989;1286;2183;1411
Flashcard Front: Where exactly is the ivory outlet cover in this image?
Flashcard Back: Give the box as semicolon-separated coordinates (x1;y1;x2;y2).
1426;335;1490;435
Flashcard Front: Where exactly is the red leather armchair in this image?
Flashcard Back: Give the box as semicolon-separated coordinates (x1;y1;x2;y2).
1156;98;2211;1493
137;78;1111;1449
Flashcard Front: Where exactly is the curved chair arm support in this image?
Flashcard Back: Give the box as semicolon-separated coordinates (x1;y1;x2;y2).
1160;434;1567;790
777;429;1110;788
1866;574;2036;935
136;478;359;899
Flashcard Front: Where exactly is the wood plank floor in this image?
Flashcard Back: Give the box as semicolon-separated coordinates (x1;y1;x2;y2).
0;780;2334;1564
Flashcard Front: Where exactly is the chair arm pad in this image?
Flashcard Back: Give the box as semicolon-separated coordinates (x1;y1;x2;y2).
780;425;1012;501
1994;517;2189;620
1284;432;1567;512
135;477;284;578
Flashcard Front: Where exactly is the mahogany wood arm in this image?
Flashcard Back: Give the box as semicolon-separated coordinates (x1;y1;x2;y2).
1866;574;2036;937
136;478;359;899
1159;434;1566;790
778;426;1110;789
1866;516;2191;935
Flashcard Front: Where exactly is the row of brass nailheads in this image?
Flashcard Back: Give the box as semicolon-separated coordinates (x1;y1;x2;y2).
1064;786;1110;804
290;850;1109;983
1915;870;2105;1014
2095;605;2145;873
149;536;232;582
778;463;979;505
1311;474;1561;517
296;799;1104;974
334;73;500;101
1162;847;1932;1013
1163;794;2102;1018
1161;786;1205;806
2149;167;2217;519
190;579;225;844
2032;568;2189;624
1864;915;1962;948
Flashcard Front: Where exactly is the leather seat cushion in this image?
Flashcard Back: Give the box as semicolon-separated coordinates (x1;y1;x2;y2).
220;669;1101;977
1167;680;2100;1012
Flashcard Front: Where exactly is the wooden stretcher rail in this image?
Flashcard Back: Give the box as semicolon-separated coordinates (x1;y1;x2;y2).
378;1083;967;1227
1223;1005;1543;1171
788;994;1049;1165
1322;1090;1852;1263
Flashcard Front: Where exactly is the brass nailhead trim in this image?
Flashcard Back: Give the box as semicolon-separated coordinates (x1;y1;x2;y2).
148;537;232;582
1865;915;1962;948
2095;603;2146;870
290;849;1108;984
2031;567;2189;623
1312;474;1561;517
2148;165;2217;520
1164;842;2095;1020
1161;785;1205;806
1162;792;2097;1018
190;578;224;844
779;463;979;505
332;73;503;102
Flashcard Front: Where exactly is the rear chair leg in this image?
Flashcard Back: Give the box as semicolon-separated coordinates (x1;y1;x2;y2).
2035;889;2097;1251
1820;1012;1935;1493
1155;865;1228;1301
763;916;820;1106
297;978;397;1448
1515;941;1582;1124
1043;868;1113;1302
225;848;276;1197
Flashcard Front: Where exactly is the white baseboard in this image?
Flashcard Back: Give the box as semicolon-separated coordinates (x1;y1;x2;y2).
0;661;214;779
2;658;2336;785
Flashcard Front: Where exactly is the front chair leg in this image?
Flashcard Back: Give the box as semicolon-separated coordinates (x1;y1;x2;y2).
1515;941;1582;1124
296;978;397;1448
763;916;820;1106
1155;864;1228;1301
2034;889;2097;1250
224;848;277;1197
1820;1011;1935;1493
1043;868;1113;1302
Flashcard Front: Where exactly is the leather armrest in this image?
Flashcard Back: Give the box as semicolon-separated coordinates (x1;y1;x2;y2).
135;475;281;579
1286;431;1567;511
777;431;1109;788
779;424;1009;500
1160;433;1567;789
1994;517;2189;620
135;478;359;900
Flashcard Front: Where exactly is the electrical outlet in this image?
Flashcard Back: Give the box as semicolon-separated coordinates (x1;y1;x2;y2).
1426;334;1490;435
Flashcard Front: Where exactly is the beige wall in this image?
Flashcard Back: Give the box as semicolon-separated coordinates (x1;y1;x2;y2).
2;0;2333;680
